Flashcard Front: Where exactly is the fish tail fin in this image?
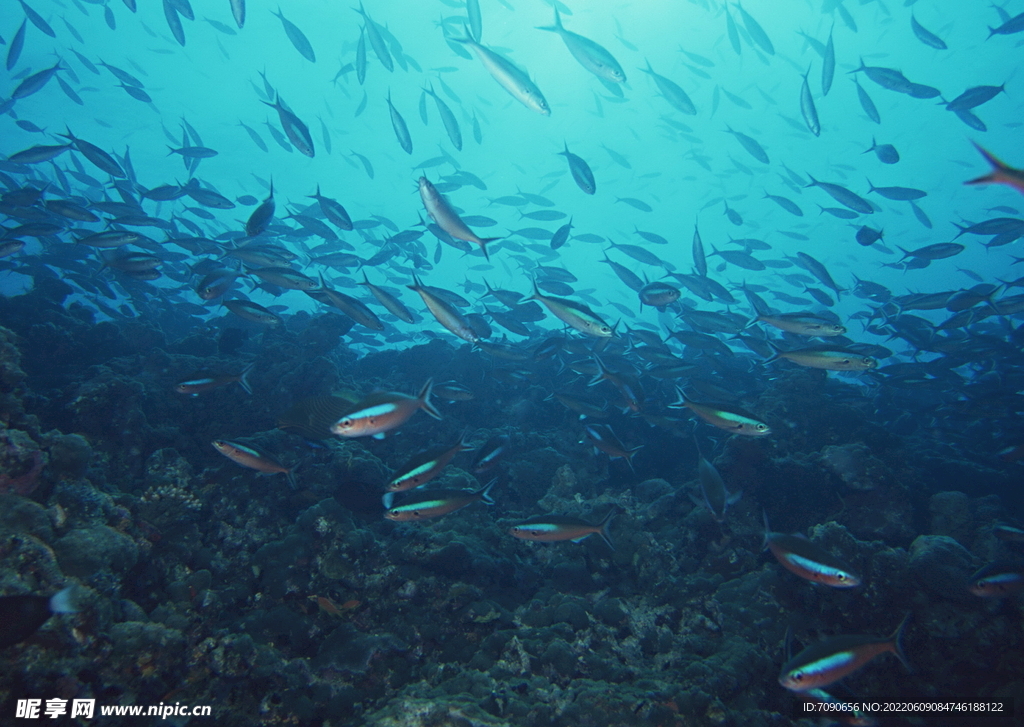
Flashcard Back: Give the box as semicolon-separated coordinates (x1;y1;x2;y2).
286;467;298;490
479;237;500;260
239;362;255;395
890;612;913;673
588;355;610;386
624;445;643;473
668;386;689;409
49;585;79;614
458;429;476;452
419;378;442;420
536;6;562;31
382;492;394;509
764;340;782;364
966;142;1012;186
597;506;620;550
478;477;498;505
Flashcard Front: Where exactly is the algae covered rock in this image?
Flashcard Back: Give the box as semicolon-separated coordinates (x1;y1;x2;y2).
53;524;139;578
908;534;976;602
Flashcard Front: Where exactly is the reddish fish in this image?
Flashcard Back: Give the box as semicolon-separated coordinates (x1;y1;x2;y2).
331;379;441;439
510;507;620;549
779;614;911;691
212;440;296;489
176;363;254;395
965;142;1024;195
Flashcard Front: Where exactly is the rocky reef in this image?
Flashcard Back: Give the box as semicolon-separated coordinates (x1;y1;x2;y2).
0;285;1022;727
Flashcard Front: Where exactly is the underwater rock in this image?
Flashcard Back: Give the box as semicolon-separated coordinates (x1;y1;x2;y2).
52;524;140;579
908;534;976;602
0;325;26;422
0;493;54;541
0;426;46;497
42;432;92;480
364;696;510;727
819;441;894;491
928;490;975;544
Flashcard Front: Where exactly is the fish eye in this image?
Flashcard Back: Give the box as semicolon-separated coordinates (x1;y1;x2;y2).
792;671;804;682
757;423;768;431
837;574;846;581
841;358;851;364
340;418;352;428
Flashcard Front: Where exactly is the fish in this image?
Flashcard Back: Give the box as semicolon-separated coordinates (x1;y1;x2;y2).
589;357;644;413
779;615;911;691
354;2;393;72
822;27;835;95
767;344;877;371
452;34;549;116
175;364;255;395
433;382;474;402
639;281;680;309
864;138;899;164
262;95;315;157
245;181;275;237
968;561;1024;597
763;513;861;587
247;266;319;291
386;90;413;154
471;434;510;473
639;60;696;115
853;79;880;124
733;1;773;55
331;379;441;439
993;524;1024;541
230;0;245;28
585;421;638;473
966;143;1024;196
694;440;739;522
0;586;78;650
418;177;498;260
550;219;574;250
806;175;873;214
310;284;384;330
800;67;820;137
558;143;596;195
867;181;927;201
911;14;947;49
222;298;280;327
752;314;845;337
384;479;496;522
385;432;474;495
278;395;358;440
272;7;316;62
529;280;613;338
669;390;771;436
212;439;297;489
510;507;619;549
537;8;626;84
11;61;64;100
359;272;415;323
423;84;462;151
409;274;481;342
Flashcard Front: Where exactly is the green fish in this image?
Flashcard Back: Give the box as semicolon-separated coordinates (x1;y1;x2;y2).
529;280;613;338
670;390;770;436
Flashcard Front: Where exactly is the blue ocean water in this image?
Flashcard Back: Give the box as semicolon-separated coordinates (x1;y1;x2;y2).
2;0;1024;725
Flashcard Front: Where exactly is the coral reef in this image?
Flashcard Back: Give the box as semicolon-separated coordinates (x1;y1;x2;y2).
0;302;1020;727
